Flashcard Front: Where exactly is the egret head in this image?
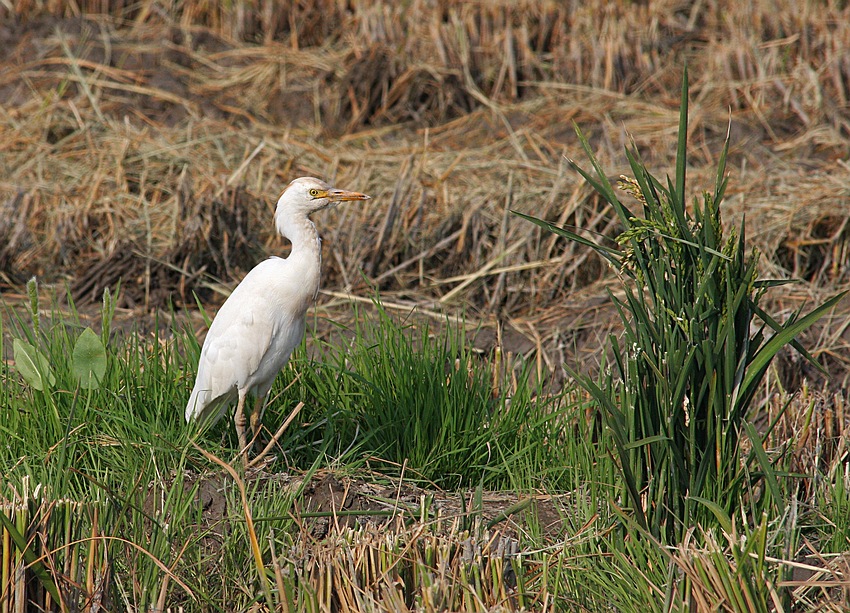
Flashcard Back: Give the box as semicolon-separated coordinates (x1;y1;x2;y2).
276;177;370;217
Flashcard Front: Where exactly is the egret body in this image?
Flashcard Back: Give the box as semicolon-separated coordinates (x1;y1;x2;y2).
186;177;370;459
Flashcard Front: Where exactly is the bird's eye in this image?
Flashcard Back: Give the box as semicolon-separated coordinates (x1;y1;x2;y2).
309;189;320;197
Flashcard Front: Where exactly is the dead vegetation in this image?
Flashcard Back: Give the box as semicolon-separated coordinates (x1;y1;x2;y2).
1;6;847;299
0;0;847;403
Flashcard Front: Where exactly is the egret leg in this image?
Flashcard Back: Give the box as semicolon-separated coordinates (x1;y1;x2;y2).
249;394;270;447
233;391;249;467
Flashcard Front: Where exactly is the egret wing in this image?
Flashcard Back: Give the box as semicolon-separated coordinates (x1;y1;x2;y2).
185;267;277;423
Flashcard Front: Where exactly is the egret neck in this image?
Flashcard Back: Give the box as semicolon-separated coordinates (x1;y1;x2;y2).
276;211;323;303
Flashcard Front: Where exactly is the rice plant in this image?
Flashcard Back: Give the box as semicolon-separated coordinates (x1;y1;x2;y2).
262;299;579;491
515;67;847;544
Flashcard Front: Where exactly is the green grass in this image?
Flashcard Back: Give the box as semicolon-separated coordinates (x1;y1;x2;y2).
3;281;844;611
295;300;577;490
185;298;579;491
2;283;613;609
515;67;846;546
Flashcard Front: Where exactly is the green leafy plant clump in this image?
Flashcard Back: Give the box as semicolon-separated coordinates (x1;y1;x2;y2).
516;67;846;544
11;278;110;393
261;300;576;491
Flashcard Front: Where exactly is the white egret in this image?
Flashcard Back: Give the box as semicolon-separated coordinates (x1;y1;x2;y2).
185;177;370;462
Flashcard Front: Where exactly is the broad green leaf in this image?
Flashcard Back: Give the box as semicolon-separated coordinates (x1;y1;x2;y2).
73;327;107;389
13;338;55;391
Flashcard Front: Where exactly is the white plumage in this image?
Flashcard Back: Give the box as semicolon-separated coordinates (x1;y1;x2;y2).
186;177;370;460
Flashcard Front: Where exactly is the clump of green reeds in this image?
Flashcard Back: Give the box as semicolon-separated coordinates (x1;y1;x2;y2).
259;298;571;490
516;68;847;544
338;301;529;488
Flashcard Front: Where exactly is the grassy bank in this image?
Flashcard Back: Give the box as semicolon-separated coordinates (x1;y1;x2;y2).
2;284;848;610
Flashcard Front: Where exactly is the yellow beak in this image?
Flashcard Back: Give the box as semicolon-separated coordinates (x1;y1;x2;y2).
328;189;371;203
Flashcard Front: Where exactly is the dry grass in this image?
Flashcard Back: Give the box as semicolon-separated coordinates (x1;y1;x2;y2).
2;4;849;317
5;470;850;610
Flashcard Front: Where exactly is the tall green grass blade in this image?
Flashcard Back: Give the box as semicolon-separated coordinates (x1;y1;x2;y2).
714;122;730;204
743;422;786;514
674;65;688;213
568;366;648;532
736;291;847;408
750;300;827;375
26;276;40;337
192;291;213;327
754;279;797;289
689;496;734;535
0;509;64;608
101;282;119;347
510;210;621;266
570;122;634;223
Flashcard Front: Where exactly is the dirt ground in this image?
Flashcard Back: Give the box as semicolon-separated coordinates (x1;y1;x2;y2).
184;468;567;543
